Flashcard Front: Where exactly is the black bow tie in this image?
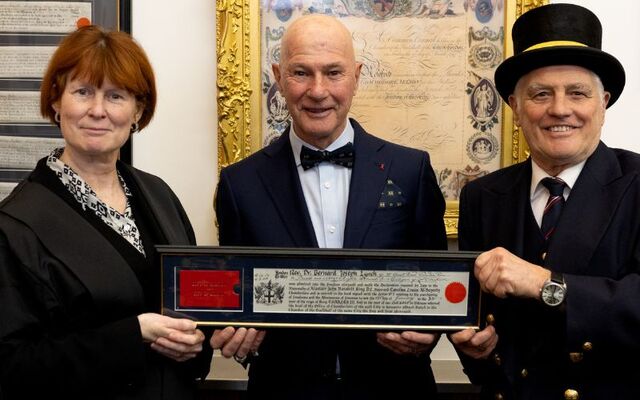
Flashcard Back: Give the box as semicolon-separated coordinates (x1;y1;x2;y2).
300;142;355;170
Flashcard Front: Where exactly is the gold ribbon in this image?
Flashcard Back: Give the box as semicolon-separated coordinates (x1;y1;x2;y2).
524;40;588;52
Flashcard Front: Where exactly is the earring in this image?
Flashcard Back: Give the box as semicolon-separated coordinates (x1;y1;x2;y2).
130;122;139;133
54;112;61;124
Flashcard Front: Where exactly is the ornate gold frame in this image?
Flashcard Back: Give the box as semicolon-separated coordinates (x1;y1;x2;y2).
216;0;548;237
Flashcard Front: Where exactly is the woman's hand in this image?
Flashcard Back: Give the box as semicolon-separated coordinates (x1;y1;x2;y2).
137;313;205;362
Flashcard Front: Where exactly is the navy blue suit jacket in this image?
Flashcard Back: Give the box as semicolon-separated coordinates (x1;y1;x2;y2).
458;142;640;399
216;119;447;398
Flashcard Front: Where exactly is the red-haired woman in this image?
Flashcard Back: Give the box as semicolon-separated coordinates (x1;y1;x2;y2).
0;26;211;399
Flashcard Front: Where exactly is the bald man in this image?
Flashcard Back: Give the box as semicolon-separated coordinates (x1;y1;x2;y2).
212;15;447;399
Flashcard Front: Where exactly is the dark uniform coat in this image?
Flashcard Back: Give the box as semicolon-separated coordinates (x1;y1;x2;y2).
458;142;640;399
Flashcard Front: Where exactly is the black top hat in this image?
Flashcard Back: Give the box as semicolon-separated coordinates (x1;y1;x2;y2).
494;3;625;108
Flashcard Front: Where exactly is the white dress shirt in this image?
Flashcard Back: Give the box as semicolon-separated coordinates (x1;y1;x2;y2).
530;159;585;228
289;122;354;248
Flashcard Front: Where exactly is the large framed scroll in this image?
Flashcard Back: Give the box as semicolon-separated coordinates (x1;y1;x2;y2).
0;0;131;201
216;0;548;237
160;246;481;331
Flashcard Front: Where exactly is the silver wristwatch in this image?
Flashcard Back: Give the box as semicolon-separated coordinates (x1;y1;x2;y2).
540;270;567;307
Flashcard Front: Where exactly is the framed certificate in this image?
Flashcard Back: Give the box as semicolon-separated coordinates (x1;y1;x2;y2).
159;246;481;331
216;0;548;237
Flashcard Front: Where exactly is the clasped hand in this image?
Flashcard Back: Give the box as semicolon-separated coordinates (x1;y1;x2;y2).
138;313;205;362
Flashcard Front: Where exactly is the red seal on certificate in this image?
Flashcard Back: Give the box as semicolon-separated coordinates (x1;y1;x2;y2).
445;282;467;303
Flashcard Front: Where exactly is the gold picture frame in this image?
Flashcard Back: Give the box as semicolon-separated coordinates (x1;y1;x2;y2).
216;0;548;237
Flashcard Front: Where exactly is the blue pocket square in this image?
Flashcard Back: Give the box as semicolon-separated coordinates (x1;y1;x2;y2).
378;179;406;208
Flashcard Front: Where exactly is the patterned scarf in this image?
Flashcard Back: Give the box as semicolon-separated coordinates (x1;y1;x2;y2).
46;148;146;256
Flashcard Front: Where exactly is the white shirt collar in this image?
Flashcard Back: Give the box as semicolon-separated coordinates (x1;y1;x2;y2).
289;121;355;168
530;158;586;201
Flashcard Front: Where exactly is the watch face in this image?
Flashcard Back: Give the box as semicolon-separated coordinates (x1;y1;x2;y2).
541;282;566;306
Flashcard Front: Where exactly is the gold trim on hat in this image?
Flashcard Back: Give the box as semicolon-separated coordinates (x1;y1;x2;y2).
524;40;588;52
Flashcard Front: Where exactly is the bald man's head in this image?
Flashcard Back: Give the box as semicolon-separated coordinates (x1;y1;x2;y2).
279;14;356;66
272;15;361;149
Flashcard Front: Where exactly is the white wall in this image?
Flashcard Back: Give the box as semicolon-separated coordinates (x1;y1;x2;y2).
552;0;640;152
131;0;218;245
130;0;640;366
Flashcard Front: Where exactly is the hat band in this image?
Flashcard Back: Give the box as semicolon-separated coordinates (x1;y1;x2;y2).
524;40;588;52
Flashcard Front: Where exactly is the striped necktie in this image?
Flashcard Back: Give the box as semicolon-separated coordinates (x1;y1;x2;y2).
540;177;566;242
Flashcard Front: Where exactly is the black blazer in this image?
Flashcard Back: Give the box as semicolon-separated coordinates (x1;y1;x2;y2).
0;160;211;399
216;119;447;398
458;142;640;399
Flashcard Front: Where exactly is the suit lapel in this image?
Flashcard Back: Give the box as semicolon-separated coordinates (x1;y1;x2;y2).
257;132;318;247
343;121;391;248
547;143;629;274
482;161;532;255
120;163;190;245
3;182;143;307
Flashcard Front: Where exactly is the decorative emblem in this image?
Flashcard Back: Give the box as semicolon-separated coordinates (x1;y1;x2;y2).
474;0;493;23
453;165;488;197
371;0;395;18
466;132;499;164
468;27;503;69
264;80;289;147
467;75;499;132
268;0;294;22
254;280;285;305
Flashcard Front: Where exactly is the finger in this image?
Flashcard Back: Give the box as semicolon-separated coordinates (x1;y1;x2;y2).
376;334;406;355
376;333;418;355
470;325;496;348
150;342;197;362
221;327;248;358
167;328;205;346
400;331;440;346
210;326;236;350
448;328;476;346
251;330;267;354
155;336;203;354
162;316;198;332
236;328;259;358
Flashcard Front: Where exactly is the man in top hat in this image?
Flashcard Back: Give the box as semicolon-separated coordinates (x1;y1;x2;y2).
448;3;640;399
211;14;447;399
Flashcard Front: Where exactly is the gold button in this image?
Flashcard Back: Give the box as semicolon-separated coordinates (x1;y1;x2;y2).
542;252;547;260
493;353;502;366
486;313;495;325
564;388;579;400
569;352;583;363
520;368;528;378
582;342;593;352
495;393;504;400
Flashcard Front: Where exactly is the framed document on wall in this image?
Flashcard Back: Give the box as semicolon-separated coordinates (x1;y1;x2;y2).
216;0;549;237
0;0;131;201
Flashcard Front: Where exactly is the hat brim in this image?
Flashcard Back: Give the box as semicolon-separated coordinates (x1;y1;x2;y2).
494;46;625;108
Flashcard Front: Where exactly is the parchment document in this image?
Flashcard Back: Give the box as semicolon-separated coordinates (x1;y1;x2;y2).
253;268;469;316
0;46;56;78
0;91;49;123
350;15;467;168
0;182;18;201
0;136;64;169
0;1;91;33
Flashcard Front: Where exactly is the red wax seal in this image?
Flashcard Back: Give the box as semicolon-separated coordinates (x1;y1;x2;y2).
77;17;91;28
445;282;467;304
